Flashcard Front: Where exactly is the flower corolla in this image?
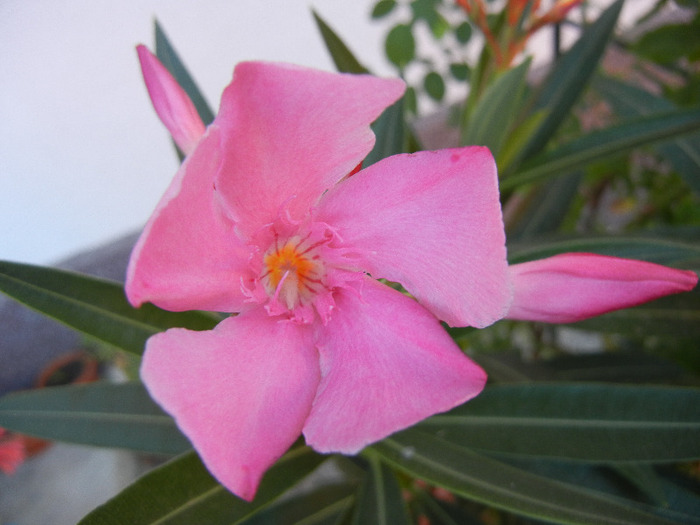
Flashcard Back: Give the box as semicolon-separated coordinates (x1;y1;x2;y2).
127;46;698;501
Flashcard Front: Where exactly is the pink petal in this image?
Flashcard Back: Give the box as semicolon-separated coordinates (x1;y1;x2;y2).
212;62;405;240
506;253;699;323
303;277;486;453
315;147;511;328
140;310;320;501
126;125;251;312
137;45;206;155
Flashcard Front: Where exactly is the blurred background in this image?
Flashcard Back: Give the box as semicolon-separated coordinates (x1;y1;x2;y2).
1;0;658;265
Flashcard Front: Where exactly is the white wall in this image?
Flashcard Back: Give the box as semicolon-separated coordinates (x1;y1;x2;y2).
0;0;386;264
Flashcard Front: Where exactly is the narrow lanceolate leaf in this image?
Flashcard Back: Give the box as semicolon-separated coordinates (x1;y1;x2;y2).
0;260;218;355
373;430;678;525
0;382;189;455
79;446;326;525
502;107;700;190
507;232;700;265
240;484;356;525
352;455;411;525
514;0;624;164
506;171;584;240
576;286;700;338
594;75;700;194
312;10;369;74
154;20;215;125
461;59;530;156
416;384;700;463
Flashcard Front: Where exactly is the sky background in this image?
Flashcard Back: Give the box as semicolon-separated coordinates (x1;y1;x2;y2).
1;1;653;265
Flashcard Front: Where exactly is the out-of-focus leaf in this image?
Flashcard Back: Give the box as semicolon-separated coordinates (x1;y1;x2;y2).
424;71;445;101
373;429;677;525
576;286;700;338
631;14;700;64
404;86;418;113
154;20;215;126
472;351;689;385
312;10;369;74
242;483;356;525
461;59;530;156
449;62;469;81
385;24;415;69
507;231;700;265
372;0;397;19
0;261;218;355
416;383;700;463
614;465;668;507
455;21;472;44
497;109;546;172
655;468;700;523
410;0;448;39
514;0;624;164
351;455;411;525
416;491;482;525
365;97;408;167
506;171;584;240
0;382;189;455
594;75;700;194
503;107;700;190
79;446;326;525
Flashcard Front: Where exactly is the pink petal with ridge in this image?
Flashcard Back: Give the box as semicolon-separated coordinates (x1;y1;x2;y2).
137;45;206;155
126;125;250;312
315;147;511;328
303;277;486;453
212;62;405;239
506;253;698;323
140;311;320;501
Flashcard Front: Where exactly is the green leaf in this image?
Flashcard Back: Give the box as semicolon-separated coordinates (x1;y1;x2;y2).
449;62;469;82
385;24;415;69
502;107;700;190
594;75;700;194
364;97;408;167
507;232;700;265
506;171;584;240
496;108;546;172
79;446;326;525
461;59;530;156
404;86;418;114
455;21;472;44
312;10;369;74
417;384;700;463
242;483;356;525
416;491;480;525
613;464;668;507
371;0;397;19
424;71;445;101
0;382;189;455
154;20;215;126
576;286;700;338
0;261;217;355
373;430;678;525
515;0;624;163
352;455;411;525
632;15;700;64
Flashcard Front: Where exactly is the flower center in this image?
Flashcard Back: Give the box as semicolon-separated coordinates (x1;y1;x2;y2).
261;236;325;310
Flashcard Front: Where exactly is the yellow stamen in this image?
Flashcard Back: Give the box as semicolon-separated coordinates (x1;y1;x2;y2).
262;239;322;309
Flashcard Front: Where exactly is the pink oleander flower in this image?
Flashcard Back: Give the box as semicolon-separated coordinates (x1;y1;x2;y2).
128;46;698;501
0;428;26;475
